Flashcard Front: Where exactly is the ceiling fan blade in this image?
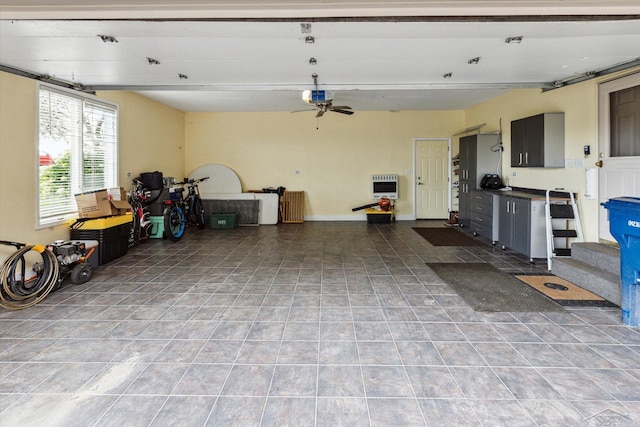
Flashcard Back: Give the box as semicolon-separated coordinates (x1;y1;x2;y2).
331;108;354;115
291;108;317;113
316;110;325;117
330;106;352;110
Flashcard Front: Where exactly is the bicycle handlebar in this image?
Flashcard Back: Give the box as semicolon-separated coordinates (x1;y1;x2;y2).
176;177;209;186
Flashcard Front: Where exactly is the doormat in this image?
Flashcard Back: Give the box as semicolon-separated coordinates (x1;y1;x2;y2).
426;263;565;312
513;274;618;307
413;227;485;246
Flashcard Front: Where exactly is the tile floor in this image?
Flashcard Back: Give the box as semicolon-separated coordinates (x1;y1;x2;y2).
1;221;640;426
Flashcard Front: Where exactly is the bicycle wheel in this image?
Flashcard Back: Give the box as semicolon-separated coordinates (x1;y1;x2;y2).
193;198;206;229
164;205;186;242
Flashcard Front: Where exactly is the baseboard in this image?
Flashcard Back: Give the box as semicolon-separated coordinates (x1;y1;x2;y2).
303;214;415;221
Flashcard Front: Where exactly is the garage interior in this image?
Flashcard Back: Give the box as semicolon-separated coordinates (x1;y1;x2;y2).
1;1;640;426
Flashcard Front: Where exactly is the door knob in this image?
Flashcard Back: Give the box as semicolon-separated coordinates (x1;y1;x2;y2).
595;160;603;168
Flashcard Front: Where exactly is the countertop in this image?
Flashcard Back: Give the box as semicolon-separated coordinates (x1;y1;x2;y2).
478;187;573;201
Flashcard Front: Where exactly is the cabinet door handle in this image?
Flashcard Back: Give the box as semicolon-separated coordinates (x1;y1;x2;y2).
506;201;510;213
525;152;528;165
513;201;517;214
519;153;523;166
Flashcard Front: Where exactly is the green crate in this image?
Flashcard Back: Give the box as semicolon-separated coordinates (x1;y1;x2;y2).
210;212;238;229
149;215;165;238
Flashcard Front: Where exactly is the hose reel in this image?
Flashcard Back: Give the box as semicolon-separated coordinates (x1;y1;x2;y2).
0;240;94;310
0;242;59;310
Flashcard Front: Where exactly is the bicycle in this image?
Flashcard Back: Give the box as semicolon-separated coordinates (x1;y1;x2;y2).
128;178;154;246
163;176;209;242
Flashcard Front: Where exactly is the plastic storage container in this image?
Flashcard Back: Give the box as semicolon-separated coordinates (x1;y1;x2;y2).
210;213;238;229
602;197;640;327
149;215;165;239
69;215;131;265
365;208;394;224
146;188;169;216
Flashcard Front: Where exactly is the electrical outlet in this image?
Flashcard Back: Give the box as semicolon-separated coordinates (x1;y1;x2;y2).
294;169;300;175
126;171;132;178
574;158;584;168
512;171;517;177
405;169;411;175
565;159;572;168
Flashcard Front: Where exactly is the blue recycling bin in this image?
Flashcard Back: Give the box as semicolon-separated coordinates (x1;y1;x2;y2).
602;197;640;327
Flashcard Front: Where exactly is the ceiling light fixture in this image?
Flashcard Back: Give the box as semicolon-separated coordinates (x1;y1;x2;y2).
305;36;315;44
443;72;453;79
97;34;118;43
505;36;523;44
468;57;481;65
309;57;317;65
300;23;312;34
146;57;160;65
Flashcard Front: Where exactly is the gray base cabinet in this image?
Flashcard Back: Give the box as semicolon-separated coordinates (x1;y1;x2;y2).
497;195;547;261
469;190;498;243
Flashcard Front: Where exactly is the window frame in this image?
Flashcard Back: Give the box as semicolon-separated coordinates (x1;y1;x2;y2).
36;82;119;229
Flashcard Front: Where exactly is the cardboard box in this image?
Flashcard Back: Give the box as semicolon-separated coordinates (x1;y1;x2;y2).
107;187;127;201
75;190;132;218
109;200;131;216
75;190;112;218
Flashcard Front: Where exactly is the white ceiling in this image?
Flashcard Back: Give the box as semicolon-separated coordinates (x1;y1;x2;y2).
1;1;639;113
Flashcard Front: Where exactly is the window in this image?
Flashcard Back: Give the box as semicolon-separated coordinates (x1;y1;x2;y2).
38;83;118;227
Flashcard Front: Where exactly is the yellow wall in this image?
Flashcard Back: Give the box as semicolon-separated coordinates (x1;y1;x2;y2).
98;91;185;185
0;72;39;257
0;72;184;259
184;110;464;218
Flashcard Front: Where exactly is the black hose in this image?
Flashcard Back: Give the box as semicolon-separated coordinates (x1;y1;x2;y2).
0;245;59;310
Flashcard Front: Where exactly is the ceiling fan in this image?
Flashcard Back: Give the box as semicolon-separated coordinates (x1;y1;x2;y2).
296;73;354;118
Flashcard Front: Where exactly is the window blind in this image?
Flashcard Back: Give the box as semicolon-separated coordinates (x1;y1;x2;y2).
38;84;118;227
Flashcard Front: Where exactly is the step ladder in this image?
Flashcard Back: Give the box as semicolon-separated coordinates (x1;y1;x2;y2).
545;189;583;270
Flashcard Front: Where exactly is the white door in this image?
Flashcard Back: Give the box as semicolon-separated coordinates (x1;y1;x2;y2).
415;138;450;219
598;73;640;242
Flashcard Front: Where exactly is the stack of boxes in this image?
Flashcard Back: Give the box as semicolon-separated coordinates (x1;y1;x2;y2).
71;187;132;265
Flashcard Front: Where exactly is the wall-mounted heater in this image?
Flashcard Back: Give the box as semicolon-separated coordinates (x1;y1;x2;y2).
371;174;398;200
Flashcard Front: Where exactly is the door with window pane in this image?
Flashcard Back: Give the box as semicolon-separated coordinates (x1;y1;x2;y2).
598;74;640;242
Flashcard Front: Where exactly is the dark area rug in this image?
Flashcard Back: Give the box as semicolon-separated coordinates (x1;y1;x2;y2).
413;227;485;246
513;274;618;307
426;263;565;312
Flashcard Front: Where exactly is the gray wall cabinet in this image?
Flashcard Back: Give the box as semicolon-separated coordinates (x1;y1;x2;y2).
510;113;565;168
